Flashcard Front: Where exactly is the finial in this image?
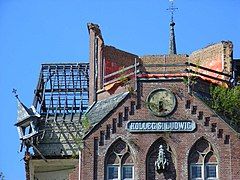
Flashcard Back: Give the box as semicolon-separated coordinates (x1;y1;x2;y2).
12;88;19;100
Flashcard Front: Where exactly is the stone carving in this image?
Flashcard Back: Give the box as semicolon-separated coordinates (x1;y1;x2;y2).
155;145;169;173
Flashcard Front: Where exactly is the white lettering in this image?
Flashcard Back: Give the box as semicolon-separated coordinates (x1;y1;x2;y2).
127;121;196;132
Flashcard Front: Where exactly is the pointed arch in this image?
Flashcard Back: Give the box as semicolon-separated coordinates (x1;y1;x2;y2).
188;137;218;180
146;137;176;180
104;138;134;180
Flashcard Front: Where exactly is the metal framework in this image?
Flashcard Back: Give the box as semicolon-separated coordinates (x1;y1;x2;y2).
33;63;89;117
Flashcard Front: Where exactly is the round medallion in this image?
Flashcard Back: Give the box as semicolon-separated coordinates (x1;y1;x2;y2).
147;88;176;117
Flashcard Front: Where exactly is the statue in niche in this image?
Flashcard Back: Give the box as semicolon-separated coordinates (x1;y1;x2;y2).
155;145;169;173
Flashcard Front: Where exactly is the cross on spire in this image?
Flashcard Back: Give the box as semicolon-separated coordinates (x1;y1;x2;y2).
12;88;19;100
167;0;178;55
167;0;178;22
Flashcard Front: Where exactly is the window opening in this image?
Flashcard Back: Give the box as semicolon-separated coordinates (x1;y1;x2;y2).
106;140;134;180
188;138;218;180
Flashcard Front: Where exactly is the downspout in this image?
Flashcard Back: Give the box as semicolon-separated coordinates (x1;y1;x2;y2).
134;58;137;91
78;150;81;180
231;60;237;86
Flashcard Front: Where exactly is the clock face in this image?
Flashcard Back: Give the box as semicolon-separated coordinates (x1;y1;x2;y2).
147;88;176;117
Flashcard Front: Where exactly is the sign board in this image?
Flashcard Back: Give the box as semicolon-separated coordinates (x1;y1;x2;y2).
126;120;196;132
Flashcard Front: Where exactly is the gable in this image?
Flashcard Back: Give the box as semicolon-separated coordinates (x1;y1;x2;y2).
83;79;239;145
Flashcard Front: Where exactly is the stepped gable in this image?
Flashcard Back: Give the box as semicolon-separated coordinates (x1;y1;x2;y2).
193;91;240;133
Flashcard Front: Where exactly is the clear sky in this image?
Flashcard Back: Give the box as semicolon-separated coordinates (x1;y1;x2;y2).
0;0;239;179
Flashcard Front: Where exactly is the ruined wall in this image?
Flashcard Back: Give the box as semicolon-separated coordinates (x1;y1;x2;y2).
88;25;140;104
104;45;139;76
189;41;233;79
95;46;140;101
141;54;188;64
88;23;104;105
140;54;188;74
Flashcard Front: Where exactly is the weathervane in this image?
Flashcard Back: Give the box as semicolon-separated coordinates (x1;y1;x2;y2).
167;0;178;22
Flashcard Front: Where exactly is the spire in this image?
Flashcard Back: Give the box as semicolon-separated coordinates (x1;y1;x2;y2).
13;89;31;124
12;89;40;126
167;0;178;55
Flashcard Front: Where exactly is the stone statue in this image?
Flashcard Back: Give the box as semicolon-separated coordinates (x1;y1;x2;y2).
155;145;169;172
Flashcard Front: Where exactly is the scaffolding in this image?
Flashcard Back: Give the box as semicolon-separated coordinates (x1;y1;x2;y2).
33;63;89;117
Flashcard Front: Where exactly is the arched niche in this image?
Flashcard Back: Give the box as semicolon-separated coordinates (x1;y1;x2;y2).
146;138;176;180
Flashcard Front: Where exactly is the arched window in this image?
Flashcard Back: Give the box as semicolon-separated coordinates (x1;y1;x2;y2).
105;139;134;180
188;138;218;180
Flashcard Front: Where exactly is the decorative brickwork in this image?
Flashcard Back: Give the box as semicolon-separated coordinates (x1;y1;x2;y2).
80;79;240;179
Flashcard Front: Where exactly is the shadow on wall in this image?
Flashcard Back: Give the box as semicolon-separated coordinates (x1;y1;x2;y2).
35;114;83;157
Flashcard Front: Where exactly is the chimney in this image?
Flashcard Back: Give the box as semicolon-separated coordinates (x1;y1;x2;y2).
87;23;104;105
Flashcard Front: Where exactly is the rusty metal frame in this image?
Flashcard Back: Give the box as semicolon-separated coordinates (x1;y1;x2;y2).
33;63;89;117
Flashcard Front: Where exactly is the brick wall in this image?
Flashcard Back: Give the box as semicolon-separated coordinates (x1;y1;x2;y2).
141;54;188;64
80;79;240;180
88;24;140;105
69;164;79;180
104;45;139;76
95;46;140;102
83;25;238;180
88;23;104;105
189;41;233;79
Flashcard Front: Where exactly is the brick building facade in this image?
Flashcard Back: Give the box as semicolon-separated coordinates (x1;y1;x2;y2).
15;21;240;180
76;24;240;180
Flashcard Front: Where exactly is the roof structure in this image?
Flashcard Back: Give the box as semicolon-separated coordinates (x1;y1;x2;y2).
32;63;89;118
23;63;90;157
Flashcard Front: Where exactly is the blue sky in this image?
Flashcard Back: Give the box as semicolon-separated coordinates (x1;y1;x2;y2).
0;0;239;179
